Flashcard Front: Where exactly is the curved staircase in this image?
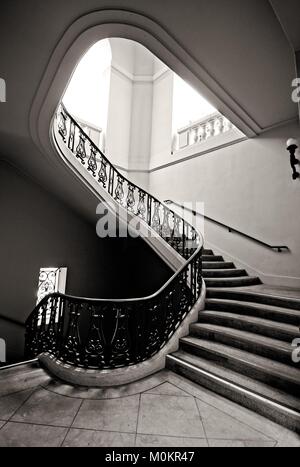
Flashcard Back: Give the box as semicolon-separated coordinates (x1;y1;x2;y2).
167;250;300;433
23;104;299;433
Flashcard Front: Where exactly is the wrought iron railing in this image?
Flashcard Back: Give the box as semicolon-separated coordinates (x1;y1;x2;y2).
24;103;203;370
54;103;199;259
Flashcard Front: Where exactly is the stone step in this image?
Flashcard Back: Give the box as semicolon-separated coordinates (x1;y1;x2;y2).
179;336;300;396
198;310;299;342
166;351;300;433
202;269;248;278
190;323;297;367
205;299;300;326
202;255;224;262
202;261;235;270
204;276;261;288
206;289;300;311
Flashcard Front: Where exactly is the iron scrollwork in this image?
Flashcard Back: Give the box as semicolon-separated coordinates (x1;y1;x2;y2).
26;102;204;370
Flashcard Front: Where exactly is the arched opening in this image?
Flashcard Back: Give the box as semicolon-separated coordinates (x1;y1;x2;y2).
60;37;240;190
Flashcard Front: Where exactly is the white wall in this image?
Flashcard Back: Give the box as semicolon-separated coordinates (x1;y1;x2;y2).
150;71;174;170
149;121;300;287
129;81;153;170
105;67;132;167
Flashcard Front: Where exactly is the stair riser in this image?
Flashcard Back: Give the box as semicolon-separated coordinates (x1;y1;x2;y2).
206;290;300;311
202;270;248;278
166;356;300;433
180;341;300;396
189;327;296;367
202;250;214;256
198;314;297;343
205;301;300;326
205;278;261;288
203;262;235;270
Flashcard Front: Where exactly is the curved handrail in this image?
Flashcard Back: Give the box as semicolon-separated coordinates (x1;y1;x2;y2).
24;103;204;370
165;200;289;253
55;102;201;259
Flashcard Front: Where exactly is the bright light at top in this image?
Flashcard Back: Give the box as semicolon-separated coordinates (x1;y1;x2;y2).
172;74;216;131
63;40;112;129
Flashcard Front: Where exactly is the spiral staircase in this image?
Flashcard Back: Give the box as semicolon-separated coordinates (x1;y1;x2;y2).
21;103;300;433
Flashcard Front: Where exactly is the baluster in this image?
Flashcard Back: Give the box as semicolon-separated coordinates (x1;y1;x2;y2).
83;305;105;368
151;201;161;234
137;190;146;219
147;195;152;227
61;301;82;365
205;121;213;139
108;165;114;196
146;301;161;357
68;120;75;152
161;208;171;238
109;306;131;367
75;133;87;164
114;176;125;205
58;108;67;142
126;184;136;211
98;158;108;188
87;145;98;177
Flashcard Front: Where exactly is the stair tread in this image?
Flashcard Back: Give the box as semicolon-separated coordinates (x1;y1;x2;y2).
202;262;235;269
205;276;260;282
206;298;300;318
169;350;300;412
203;269;245;273
190;323;294;353
207;289;300;310
199;310;299;335
180;336;300;383
202;255;224;261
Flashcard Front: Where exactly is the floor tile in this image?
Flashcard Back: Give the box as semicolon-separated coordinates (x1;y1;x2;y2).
73;395;140;433
169;375;296;443
138;394;205;438
136;434;208;447
208;439;246;447
144;382;190;397
12;388;82;427
0;421;5;429
0;389;33;420
209;439;277;447
63;428;135;447
244;440;277;447
276;432;300;447
0;422;68;447
196;399;271;441
0;367;50;397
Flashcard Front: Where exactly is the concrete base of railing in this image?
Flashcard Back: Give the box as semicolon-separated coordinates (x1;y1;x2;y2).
38;280;206;387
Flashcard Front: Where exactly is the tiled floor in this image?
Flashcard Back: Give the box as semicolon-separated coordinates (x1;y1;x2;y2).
0;365;299;447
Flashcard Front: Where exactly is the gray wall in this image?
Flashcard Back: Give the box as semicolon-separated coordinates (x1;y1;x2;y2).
150;121;300;287
0;162;172;362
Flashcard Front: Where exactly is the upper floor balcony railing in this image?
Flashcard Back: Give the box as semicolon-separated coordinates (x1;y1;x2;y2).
175;112;236;152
